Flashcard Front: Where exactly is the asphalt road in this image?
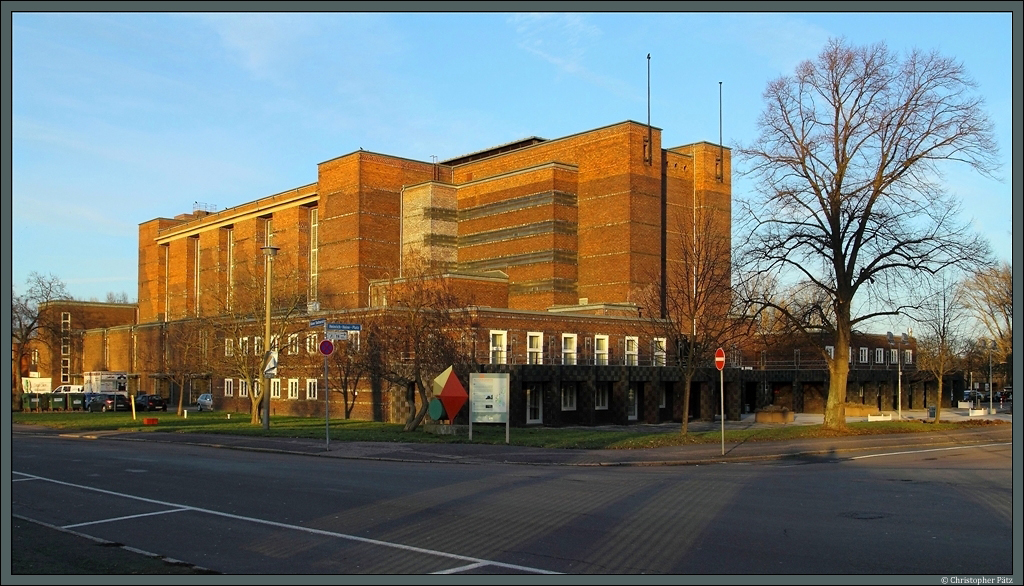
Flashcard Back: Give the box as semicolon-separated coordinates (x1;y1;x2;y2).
9;427;1014;577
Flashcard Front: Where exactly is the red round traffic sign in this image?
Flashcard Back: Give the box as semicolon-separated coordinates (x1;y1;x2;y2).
714;347;726;371
319;339;335;356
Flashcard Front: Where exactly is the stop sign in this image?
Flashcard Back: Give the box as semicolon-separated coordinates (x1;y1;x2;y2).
715;347;725;371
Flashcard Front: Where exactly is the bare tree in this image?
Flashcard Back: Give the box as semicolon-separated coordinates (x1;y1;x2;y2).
913;274;970;423
634;209;749;433
163;318;212;416
11;273;71;408
368;262;477;432
207;263;305;425
961;262;1012;376
736;38;998;430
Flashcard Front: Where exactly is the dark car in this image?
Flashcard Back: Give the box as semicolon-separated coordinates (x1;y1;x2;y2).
135;394;168;412
82;392;101;410
88;393;130;412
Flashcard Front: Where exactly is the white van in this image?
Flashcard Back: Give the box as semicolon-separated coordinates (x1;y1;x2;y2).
51;385;84;394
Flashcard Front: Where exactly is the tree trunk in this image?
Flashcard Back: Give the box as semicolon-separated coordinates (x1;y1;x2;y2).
250;384;262;424
403;379;431;432
680;371;695;435
934;378;943;423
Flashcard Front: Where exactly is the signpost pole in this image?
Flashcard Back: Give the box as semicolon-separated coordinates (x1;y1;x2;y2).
715;347;726;456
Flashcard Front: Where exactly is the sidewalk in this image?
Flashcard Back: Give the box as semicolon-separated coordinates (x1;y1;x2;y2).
15;408;1011;468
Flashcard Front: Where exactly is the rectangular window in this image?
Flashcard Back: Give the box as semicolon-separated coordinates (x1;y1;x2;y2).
270;378;281;399
193;236;201;316
226;228;234;310
255;336;264;354
309;207;318;302
561;383;577;411
849;347;853;363
594;335;609;365
270;335;279;353
60;358;70;383
224;379;234;397
288;333;299;355
625;336;639;366
306;332;318;354
826;345;835;360
904;349;913;365
163;244;170;322
288;378;299;400
239;380;249;398
527;332;543;365
659;386;667;408
61;312;71;332
875;348;884;364
31;349;39;366
348;331;360;352
890;349;898;364
239;337;249;355
225;338;235;357
653;337;667;366
562;334;577;365
306;378;318;400
595;384;609;410
61;337;70;356
489;330;507;364
859;347;868;364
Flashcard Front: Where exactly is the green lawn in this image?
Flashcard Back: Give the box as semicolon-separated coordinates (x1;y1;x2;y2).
12;410;1008;450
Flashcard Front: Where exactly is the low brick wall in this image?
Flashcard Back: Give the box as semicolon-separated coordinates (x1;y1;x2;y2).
755;409;795;423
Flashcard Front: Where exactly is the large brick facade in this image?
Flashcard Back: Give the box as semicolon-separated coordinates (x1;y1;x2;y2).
58;121;745;422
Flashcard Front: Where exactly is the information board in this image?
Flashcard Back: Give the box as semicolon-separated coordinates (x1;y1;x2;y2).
469;373;509;424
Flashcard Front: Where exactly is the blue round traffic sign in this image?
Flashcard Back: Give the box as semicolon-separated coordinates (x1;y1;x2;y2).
319;339;335;356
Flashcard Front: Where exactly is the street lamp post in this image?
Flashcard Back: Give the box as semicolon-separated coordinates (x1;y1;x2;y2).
261;243;279;431
987;339;995;414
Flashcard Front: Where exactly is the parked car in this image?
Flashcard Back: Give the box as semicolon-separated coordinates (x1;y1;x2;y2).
88;393;130;412
135;394;168;412
82;392;101;410
197;393;213;411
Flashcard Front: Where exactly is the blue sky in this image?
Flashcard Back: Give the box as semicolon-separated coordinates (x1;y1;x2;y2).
10;10;1015;304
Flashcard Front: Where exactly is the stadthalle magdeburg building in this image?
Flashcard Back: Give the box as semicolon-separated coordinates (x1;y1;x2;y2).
62;120;933;425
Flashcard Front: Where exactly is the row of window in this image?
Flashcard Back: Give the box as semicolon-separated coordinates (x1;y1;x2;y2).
825;345;913;365
170;208;319;320
225;332;361;357
223;378;319;400
489;331;667;366
559;384;668;411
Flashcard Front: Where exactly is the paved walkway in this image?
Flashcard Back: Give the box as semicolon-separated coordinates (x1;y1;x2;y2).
13;408;1012;468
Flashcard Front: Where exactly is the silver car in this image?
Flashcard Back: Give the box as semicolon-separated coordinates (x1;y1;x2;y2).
197;393;213;411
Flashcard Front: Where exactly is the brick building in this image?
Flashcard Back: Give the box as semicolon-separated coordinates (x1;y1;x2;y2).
16;300;137;392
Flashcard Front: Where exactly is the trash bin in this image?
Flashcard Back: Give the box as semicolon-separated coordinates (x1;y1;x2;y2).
22;393;32;412
69;392;85;411
28;393;40;412
928;406;936;418
51;394;66;411
38;393;50;412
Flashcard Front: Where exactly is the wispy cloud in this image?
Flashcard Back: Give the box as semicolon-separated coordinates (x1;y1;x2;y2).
507;13;635;100
198;13;319;83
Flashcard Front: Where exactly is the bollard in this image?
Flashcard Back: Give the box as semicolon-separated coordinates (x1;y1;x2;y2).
227;413;231;419
184;410;188;419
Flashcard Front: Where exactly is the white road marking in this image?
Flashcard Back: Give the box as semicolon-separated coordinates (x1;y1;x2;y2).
13;477;38;482
850;443;1012;460
62;508;190;529
433;561;490;574
13;471;559;574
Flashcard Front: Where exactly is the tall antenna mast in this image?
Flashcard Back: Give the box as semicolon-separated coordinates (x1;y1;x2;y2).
646;53;652;165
